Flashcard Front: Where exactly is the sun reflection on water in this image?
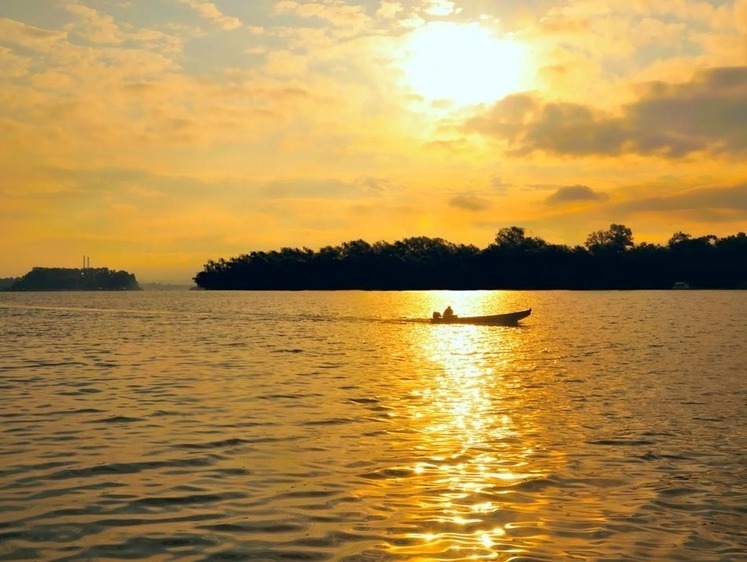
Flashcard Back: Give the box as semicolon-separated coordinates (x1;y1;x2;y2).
381;292;562;559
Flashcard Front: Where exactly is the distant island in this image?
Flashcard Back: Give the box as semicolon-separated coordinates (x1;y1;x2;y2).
4;267;141;291
194;225;747;290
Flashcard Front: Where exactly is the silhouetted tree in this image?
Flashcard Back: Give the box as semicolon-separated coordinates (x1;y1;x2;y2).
493;226;547;252
192;226;747;290
585;224;634;255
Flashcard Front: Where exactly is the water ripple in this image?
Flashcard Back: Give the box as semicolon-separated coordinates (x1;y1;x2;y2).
1;290;746;561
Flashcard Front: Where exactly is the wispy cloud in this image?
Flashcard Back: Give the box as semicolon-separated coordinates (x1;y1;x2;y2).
449;194;491;211
262;177;389;199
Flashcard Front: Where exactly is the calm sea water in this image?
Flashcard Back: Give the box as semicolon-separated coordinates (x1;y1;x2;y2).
1;290;746;561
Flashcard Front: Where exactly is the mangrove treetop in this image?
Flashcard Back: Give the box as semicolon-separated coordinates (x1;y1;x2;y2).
194;225;747;290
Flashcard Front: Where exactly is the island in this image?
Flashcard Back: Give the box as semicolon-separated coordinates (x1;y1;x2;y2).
5;267;141;291
193;225;747;290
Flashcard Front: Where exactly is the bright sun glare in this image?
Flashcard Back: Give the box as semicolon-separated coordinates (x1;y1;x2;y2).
402;22;526;107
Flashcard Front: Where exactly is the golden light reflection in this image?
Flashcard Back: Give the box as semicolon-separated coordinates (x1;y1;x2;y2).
381;291;564;559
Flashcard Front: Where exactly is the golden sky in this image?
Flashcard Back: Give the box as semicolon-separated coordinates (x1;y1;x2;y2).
1;0;746;282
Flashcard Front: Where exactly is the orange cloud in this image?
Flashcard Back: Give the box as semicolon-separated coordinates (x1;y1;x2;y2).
177;0;242;31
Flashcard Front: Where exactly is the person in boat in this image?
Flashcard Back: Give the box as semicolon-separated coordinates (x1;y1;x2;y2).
443;306;454;319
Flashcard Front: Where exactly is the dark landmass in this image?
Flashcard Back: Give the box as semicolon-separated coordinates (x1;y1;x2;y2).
0;277;20;290
5;267;141;291
194;225;747;290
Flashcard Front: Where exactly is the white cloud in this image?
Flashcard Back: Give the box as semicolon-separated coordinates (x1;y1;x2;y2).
377;1;404;20
422;0;461;17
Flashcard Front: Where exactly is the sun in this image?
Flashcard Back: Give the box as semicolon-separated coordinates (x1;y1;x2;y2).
401;22;527;107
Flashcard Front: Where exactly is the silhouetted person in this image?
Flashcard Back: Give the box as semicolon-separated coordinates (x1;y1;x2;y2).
443;306;454;319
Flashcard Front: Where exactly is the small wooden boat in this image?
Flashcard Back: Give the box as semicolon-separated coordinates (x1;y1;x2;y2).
431;308;531;325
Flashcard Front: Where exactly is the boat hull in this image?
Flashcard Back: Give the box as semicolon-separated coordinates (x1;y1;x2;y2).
431;308;532;325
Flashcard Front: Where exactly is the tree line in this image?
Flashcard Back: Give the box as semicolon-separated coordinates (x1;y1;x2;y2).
5;267;141;291
193;225;747;290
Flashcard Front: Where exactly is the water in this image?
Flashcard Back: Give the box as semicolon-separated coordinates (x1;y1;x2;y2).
1;290;746;561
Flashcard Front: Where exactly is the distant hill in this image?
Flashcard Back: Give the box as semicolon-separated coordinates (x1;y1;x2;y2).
5;267;141;291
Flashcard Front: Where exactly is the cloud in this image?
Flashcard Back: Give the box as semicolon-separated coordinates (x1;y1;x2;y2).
63;1;124;44
449;194;491;211
273;1;369;31
354;176;396;195
422;1;461;17
377;1;404;20
0;45;30;79
616;182;747;214
178;0;242;31
490;176;511;192
546;185;608;205
527;183;747;240
262;178;380;199
423;138;471;152
465;66;747;159
56;3;174;51
0;17;67;49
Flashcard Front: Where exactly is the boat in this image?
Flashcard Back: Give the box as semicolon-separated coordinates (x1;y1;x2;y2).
430;308;532;325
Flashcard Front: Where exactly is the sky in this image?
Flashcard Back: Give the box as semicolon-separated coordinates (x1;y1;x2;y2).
1;0;746;283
